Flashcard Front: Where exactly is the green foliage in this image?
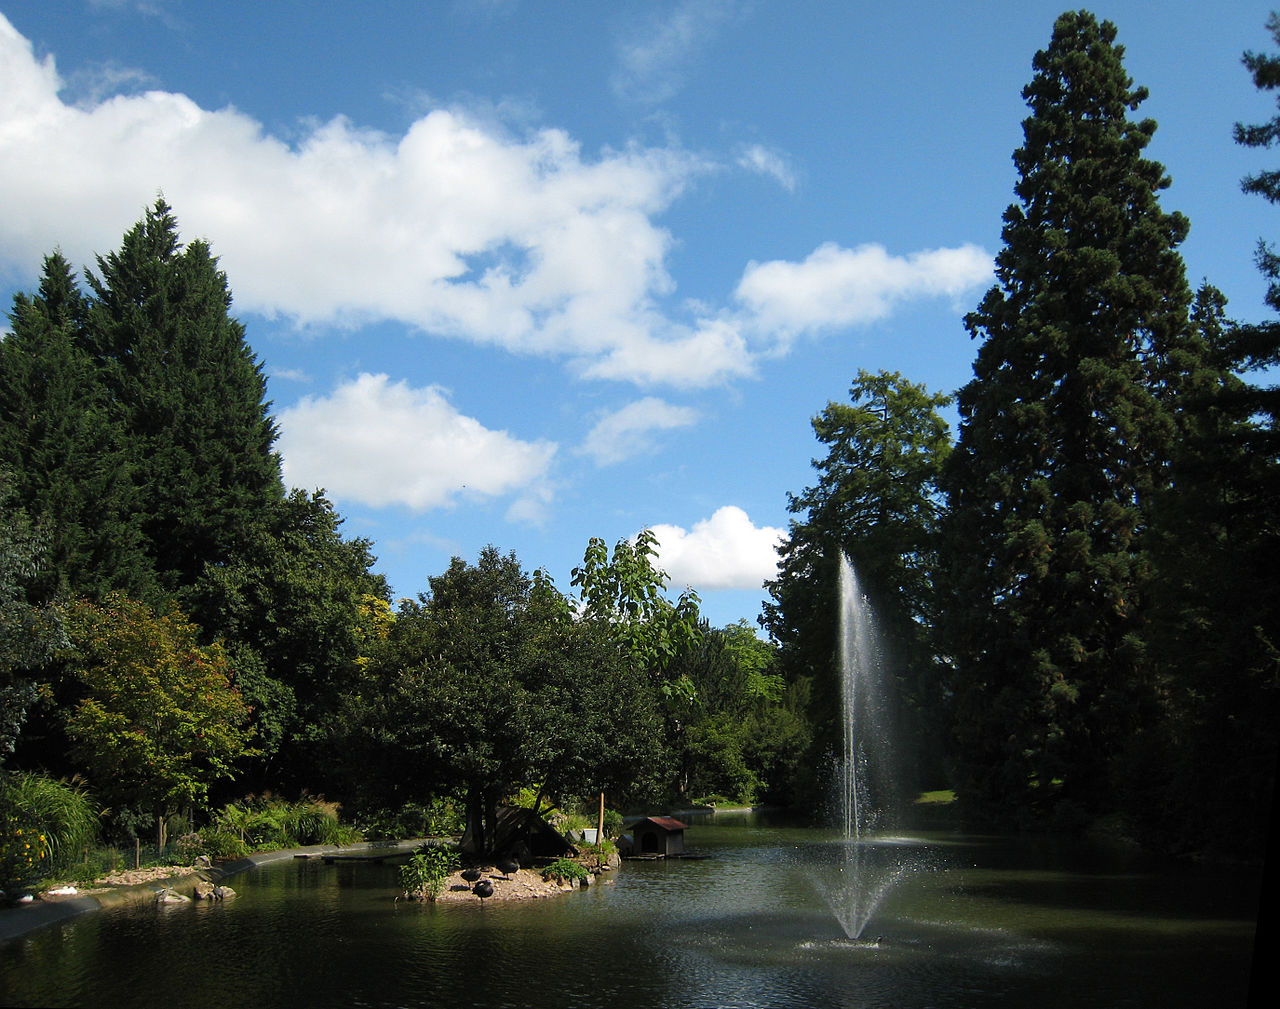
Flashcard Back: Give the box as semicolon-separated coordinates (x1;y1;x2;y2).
359;799;465;840
342;546;669;851
940;11;1196;824
0;256;149;602
1106;15;1280;859
1236;12;1280;313
0;772;99;890
1;815;49;893
189;489;389;783
763;370;950;803
540;857;588;885
399;846;460;900
0;478;68;760
84;199;283;595
571;529;702;705
193;828;250;862
208;795;355;850
60;595;257;850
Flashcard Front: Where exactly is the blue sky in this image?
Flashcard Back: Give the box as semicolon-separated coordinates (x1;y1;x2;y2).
0;1;1273;629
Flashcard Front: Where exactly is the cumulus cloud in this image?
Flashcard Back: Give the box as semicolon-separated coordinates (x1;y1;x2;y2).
0;15;991;390
0;14;739;386
648;506;785;591
735;241;993;338
276;373;556;511
737;143;796;192
579;397;700;466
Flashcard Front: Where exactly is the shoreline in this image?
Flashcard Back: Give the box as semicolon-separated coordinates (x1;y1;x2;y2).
0;838;430;945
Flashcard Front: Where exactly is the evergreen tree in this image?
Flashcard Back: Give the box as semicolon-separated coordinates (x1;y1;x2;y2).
939;11;1193;826
0;254;149;600
762;370;952;804
85;199;283;594
1138;283;1276;856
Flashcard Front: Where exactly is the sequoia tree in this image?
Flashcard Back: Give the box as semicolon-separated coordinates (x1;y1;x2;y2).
939;12;1194;826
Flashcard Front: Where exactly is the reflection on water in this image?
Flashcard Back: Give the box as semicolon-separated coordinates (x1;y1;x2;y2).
0;812;1261;1009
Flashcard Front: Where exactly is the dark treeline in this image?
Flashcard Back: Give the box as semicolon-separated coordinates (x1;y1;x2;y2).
2;10;1276;866
767;11;1278;861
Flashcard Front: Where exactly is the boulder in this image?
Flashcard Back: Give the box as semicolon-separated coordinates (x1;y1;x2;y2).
193;881;236;900
155;888;190;905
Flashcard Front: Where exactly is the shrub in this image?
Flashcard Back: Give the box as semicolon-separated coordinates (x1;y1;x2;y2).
197;828;249;861
0;772;99;885
282;797;342;845
540;857;589;885
399;845;459;900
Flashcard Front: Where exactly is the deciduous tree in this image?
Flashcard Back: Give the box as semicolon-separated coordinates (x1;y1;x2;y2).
60;594;256;852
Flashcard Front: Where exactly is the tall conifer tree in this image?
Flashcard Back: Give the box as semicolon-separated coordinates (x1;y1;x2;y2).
0;254;150;600
85;199;283;594
940;12;1193;824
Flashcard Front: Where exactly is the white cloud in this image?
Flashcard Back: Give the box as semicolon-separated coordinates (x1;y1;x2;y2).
276;373;556;511
579;397;700;466
0;15;991;390
0;14;743;386
648;506;785;591
579;316;754;387
612;0;740;104
735;241;993;338
737;143;796;192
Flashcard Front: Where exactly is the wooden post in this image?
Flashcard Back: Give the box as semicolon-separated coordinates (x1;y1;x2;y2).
134;836;141;870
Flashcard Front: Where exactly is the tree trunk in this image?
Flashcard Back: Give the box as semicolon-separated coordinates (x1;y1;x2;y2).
466;786;485;856
484;788;498;856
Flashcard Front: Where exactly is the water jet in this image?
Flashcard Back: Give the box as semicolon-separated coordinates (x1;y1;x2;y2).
828;553;908;939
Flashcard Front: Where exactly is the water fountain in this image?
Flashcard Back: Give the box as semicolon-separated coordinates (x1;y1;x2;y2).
829;552;909;939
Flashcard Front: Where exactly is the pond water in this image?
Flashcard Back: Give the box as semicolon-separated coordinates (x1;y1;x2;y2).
0;811;1261;1009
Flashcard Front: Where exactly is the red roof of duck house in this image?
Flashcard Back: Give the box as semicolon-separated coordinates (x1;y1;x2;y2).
640;816;686;831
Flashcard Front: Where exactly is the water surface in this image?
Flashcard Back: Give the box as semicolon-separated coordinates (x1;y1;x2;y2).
0;812;1260;1008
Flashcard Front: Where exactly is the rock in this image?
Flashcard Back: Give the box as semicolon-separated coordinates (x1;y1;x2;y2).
194;855;212;869
193;881;236;900
46;885;78;896
155;887;190;905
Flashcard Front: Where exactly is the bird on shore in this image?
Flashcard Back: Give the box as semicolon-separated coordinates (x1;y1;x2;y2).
473;879;494;902
461;867;482;883
495;855;519;880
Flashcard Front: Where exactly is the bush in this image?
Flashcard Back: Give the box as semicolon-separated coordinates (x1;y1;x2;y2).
282;797;342;845
0;772;99;889
196;828;249;861
540;857;589;885
210;795;360;850
399;846;459;900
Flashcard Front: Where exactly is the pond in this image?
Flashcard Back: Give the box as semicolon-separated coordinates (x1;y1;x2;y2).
0;811;1261;1008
